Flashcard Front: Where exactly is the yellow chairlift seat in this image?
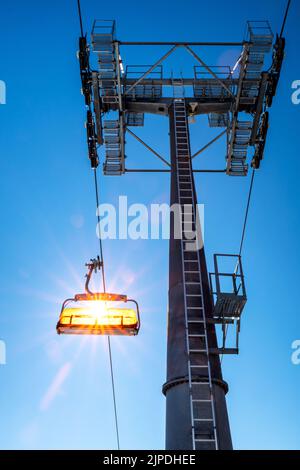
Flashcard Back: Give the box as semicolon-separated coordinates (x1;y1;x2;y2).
57;296;140;336
56;258;140;336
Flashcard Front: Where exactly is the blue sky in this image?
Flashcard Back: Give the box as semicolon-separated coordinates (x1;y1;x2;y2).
0;0;300;450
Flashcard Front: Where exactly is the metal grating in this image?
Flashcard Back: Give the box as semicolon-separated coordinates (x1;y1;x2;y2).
194;66;233;99
210;254;246;319
103;120;124;175
208;112;229;128
92;20;120;110
240;21;274;105
126;112;144;127
125;65;163;100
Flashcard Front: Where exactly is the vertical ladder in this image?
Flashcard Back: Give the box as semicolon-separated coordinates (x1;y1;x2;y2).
172;76;185;99
173;99;218;450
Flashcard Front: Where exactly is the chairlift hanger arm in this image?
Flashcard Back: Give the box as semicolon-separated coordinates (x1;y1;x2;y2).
85;256;103;295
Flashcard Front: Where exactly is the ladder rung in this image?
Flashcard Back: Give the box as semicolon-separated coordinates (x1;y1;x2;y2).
191;382;210;385
190;365;209;369
188;334;206;338
194;439;216;443
192;399;212;402
193;419;214;422
189;349;207;353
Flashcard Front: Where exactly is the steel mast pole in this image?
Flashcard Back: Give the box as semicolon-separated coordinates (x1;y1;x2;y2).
163;101;232;450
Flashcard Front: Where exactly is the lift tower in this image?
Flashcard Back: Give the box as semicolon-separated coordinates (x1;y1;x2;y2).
78;19;285;450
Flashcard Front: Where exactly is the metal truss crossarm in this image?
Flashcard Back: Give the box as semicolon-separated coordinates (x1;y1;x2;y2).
184;45;235;98
192;130;227;160
127;128;171;167
124;46;178;96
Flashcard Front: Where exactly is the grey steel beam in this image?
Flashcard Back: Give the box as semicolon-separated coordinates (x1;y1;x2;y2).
123;78;236;86
119;41;247;46
122;78;258;86
125;100;232;117
194;169;226;173
125;169;170;173
125;169;226;173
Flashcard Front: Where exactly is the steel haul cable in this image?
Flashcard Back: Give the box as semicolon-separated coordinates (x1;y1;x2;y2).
280;0;292;38
77;0;120;450
220;170;255;363
94;169;120;450
239;169;255;257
